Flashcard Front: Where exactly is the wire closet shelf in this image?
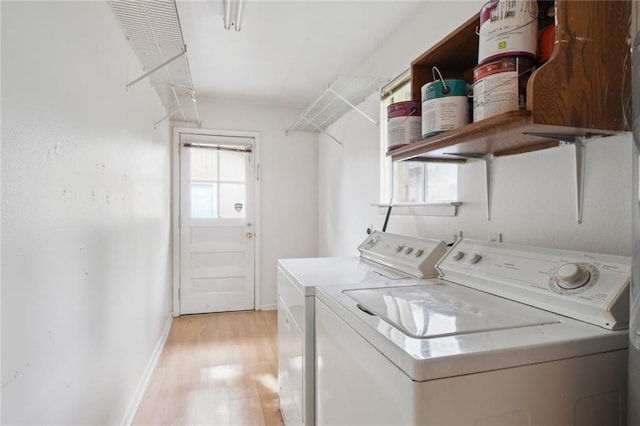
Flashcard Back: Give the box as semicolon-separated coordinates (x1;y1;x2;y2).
108;0;201;127
286;75;389;145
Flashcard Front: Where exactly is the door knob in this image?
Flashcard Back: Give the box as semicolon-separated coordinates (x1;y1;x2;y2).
247;232;254;239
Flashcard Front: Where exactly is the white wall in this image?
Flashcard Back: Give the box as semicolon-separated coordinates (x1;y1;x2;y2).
319;1;633;258
318;91;382;256
188;100;319;309
2;2;173;423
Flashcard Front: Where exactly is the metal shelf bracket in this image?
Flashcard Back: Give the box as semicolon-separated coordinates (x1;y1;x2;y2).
484;154;494;221
450;132;595;224
127;48;187;89
301;118;343;146
571;137;587;224
445;153;494;220
525;132;589;224
327;87;378;125
155;104;185;129
154;90;199;129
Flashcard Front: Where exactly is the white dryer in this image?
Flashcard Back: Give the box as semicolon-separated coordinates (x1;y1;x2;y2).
277;232;448;426
315;238;630;425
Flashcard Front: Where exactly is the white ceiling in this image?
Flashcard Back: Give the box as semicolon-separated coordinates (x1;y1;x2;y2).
175;1;422;108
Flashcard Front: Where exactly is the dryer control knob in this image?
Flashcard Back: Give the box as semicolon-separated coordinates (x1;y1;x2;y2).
453;251;465;261
469;253;482;264
556;263;590;289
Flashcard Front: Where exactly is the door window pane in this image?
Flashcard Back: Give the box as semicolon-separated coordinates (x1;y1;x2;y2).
220;183;246;218
191;149;218;181
219;150;246;181
187;144;248;219
191;183;218;218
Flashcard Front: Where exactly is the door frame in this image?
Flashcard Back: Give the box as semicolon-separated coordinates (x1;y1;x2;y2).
171;126;262;317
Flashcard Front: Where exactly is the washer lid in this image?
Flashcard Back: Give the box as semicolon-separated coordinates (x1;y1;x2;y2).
344;284;559;339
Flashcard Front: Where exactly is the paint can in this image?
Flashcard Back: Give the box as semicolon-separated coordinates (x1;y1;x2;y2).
387;101;421;149
478;0;538;65
538;24;555;64
472;56;534;122
421;79;469;138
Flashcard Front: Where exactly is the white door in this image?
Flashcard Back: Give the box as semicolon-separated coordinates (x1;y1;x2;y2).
179;133;256;314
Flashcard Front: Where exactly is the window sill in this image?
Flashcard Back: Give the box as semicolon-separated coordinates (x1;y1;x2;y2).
374;202;462;217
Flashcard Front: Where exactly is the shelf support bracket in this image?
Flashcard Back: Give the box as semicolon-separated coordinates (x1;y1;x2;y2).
572;137;586;224
526;132;587;224
127;47;187;89
483;154;494;221
302;117;343;146
154;104;184;129
328;87;378;125
285;117;303;137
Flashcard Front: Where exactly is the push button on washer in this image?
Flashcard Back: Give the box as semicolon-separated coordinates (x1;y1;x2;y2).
453;251;465;261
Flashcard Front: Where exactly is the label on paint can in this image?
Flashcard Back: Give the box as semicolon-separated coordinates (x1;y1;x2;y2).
421;80;469;138
478;0;538;65
472;56;534;122
387;101;421;148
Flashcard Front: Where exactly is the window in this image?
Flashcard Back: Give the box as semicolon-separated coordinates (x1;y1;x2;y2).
190;147;247;219
380;71;458;205
191;183;218;218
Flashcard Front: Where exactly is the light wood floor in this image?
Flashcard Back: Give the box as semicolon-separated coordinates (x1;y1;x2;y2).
133;310;283;426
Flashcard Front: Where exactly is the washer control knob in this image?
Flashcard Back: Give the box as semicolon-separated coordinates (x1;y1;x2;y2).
453;251;465;261
415;249;424;257
405;247;413;255
395;245;404;253
366;235;380;248
556;263;590;289
469;253;482;264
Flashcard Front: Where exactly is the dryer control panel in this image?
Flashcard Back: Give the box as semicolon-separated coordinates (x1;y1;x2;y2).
437;239;630;330
358;231;447;279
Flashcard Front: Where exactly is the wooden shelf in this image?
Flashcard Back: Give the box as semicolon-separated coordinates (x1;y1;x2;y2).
388;110;617;161
393;0;631;162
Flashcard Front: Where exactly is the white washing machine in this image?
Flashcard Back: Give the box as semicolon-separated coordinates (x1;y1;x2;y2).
315;238;630;425
277;232;448;426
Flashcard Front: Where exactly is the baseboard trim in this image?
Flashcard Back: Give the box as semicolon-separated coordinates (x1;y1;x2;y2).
120;313;173;426
260;303;277;311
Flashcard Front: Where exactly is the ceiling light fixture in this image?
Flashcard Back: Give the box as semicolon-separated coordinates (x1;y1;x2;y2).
223;0;244;31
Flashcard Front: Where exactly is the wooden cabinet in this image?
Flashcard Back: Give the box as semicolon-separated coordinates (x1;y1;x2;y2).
390;0;632;162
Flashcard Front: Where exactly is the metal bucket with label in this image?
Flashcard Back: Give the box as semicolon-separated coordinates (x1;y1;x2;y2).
421;79;469;138
387;101;421;149
478;0;538;65
472;56;534;122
